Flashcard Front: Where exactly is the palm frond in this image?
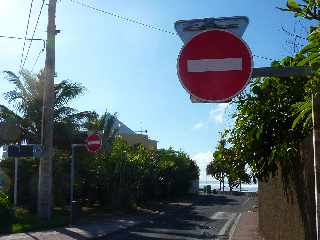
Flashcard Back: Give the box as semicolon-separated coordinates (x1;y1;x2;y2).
291;100;312;129
102;112;119;151
0;105;22;123
55;81;85;107
3;71;28;100
54;107;77;120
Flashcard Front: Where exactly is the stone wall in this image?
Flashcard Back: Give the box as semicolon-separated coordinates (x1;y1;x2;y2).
258;136;316;240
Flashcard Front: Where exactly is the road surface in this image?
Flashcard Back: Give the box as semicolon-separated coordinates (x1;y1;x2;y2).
104;194;256;240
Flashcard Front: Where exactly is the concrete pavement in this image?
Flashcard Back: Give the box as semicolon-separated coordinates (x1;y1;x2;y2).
0;194;259;240
0;217;141;240
106;194;255;240
230;211;262;240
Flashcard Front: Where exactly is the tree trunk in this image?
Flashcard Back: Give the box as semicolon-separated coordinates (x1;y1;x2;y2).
222;178;225;192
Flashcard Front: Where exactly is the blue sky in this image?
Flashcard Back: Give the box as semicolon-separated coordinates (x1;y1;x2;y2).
0;0;310;180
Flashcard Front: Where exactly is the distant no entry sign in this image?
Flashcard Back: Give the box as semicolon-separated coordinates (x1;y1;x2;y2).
86;134;102;153
177;29;253;102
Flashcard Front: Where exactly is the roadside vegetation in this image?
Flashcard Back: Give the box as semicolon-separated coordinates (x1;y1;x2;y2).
206;1;320;232
0;70;199;234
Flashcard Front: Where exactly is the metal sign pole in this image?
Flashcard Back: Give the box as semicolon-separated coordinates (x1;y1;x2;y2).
70;145;75;225
313;93;320;240
70;144;85;225
14;158;18;206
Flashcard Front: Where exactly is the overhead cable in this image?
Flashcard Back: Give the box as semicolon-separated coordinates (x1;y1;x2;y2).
19;0;35;70
68;0;276;62
69;0;176;35
21;0;46;71
281;26;308;41
31;47;45;72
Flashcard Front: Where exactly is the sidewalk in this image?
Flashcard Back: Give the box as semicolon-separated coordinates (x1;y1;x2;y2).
230;211;263;240
0;201;192;240
0;216;141;240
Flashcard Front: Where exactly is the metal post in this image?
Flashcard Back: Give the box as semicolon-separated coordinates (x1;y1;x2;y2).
223;176;225;192
252;66;313;78
70;145;75;225
70;144;85;225
205;168;209;195
14;158;18;206
312;93;320;240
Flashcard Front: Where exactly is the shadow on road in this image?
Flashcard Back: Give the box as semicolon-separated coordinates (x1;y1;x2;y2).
107;194;241;240
194;194;239;206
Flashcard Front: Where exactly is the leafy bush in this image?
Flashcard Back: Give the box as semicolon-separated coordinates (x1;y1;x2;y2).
0;190;13;233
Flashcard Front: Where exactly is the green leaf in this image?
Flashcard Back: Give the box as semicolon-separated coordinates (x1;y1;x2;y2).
294;12;304;17
297;53;319;66
277;7;291;12
256;125;263;140
300;42;319;55
310;56;320;65
287;0;302;11
291;101;312;129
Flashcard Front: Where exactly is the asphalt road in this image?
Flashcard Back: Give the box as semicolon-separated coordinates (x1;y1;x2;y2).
104;194;255;240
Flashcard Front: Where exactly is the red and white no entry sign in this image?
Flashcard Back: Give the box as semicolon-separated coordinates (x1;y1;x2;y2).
86;134;102;153
177;29;253;102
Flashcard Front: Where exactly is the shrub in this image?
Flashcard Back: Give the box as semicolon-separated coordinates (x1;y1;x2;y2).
0;190;13;233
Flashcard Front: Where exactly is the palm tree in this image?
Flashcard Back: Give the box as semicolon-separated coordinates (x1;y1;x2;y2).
0;70;94;148
83;111;119;153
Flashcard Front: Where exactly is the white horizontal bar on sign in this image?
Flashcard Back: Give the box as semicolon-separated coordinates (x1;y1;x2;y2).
87;141;100;145
187;58;242;72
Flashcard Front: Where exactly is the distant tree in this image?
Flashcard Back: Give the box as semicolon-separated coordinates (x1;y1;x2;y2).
207;131;251;192
207;159;225;191
207;132;228;191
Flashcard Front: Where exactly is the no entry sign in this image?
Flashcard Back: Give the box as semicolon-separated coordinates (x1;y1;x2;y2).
86;134;102;153
177;29;253;102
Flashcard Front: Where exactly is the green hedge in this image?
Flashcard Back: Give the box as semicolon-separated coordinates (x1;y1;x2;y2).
0;190;14;233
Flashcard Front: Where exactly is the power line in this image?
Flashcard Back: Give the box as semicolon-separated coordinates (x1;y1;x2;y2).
252;54;275;62
0;34;46;71
68;0;276;62
0;34;45;42
0;35;45;49
31;47;45;72
20;0;46;72
69;0;177;35
281;26;308;41
19;0;35;71
286;40;305;48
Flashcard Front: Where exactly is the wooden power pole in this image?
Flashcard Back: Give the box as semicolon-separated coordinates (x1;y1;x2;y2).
38;0;56;220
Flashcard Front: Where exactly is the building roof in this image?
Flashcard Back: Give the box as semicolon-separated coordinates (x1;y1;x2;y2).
114;118;136;135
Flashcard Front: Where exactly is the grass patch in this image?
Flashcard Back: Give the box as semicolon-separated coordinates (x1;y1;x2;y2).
11;208;68;234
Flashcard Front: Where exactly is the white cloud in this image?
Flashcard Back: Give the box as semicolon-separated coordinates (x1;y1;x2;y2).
209;103;229;124
192;103;229;130
192;151;213;181
193;122;204;130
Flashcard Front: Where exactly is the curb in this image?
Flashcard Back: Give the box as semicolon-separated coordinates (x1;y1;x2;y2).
228;213;242;240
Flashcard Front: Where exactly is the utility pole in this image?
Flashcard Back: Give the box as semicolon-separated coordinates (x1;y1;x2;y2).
313;93;320;240
38;0;56;220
